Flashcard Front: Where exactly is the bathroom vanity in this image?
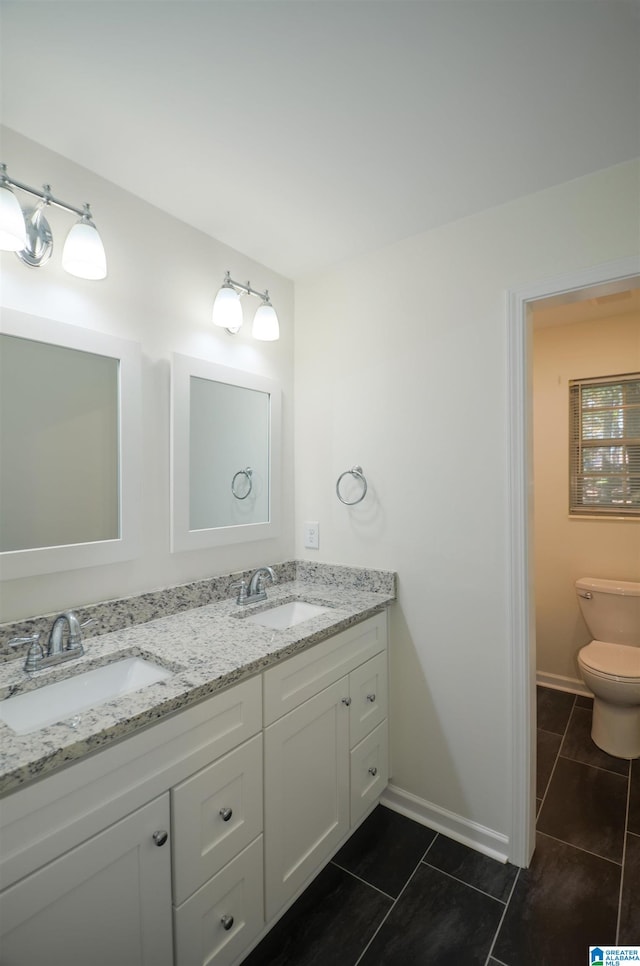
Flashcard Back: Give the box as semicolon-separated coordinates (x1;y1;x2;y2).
0;569;393;966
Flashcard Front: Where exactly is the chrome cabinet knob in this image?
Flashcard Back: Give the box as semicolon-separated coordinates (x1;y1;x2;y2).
368;766;378;777
152;830;168;847
219;807;233;822
366;693;376;703
341;697;352;706
220;914;234;931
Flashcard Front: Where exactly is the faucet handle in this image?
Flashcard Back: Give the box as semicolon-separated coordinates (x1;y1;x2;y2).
234;580;248;606
257;567;277;590
67;617;95;653
9;634;44;672
9;633;41;649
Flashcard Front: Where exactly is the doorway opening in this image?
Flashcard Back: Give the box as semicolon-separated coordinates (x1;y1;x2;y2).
506;257;640;867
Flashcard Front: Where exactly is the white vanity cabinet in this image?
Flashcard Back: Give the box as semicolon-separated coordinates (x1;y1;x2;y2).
0;609;390;966
263;613;388;919
0;676;262;966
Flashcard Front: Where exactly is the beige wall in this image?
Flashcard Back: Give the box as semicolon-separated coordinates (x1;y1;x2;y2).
533;311;640;688
294;160;640;850
0;127;295;622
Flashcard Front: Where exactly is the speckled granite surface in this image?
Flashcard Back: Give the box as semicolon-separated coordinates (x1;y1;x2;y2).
0;564;396;796
0;560;395;656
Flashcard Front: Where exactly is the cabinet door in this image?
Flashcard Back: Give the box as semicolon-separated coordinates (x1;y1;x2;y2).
349;650;388;748
172;733;263;905
264;678;350;919
174;836;263;966
0;794;172;966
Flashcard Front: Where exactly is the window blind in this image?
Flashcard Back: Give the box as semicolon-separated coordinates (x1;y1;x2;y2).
569;372;640;516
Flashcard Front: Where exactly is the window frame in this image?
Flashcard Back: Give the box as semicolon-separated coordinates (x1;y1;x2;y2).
568;371;640;518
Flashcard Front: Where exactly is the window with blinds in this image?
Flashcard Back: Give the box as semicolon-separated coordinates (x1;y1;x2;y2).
569;373;640;516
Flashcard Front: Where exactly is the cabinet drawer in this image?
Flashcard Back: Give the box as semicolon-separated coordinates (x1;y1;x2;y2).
172;734;263;905
263;612;387;725
350;721;388;826
349;650;388;748
174;835;264;966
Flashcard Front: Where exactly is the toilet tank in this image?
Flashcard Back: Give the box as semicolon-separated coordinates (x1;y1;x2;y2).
576;577;640;647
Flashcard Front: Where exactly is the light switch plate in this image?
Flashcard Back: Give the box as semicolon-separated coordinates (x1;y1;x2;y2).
304;521;319;549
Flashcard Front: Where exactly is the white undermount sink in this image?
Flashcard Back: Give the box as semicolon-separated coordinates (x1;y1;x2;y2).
244;600;332;630
0;657;171;735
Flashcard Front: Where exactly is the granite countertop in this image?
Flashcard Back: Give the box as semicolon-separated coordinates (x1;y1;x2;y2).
0;578;394;796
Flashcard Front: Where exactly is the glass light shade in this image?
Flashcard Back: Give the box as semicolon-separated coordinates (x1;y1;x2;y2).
0;183;27;251
62;219;107;280
252;302;280;341
212;284;243;333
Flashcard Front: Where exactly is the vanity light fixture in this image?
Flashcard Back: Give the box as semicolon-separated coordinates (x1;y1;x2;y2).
0;163;107;280
212;271;280;341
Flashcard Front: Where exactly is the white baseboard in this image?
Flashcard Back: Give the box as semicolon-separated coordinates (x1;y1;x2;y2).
380;783;510;865
536;671;592;697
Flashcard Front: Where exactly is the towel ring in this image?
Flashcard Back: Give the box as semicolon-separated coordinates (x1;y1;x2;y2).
336;465;368;505
231;467;253;500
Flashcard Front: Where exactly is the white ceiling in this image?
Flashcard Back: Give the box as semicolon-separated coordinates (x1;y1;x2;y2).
532;286;640;327
1;1;639;280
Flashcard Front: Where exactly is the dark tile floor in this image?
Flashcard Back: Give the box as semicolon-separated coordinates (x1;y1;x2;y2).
242;686;640;965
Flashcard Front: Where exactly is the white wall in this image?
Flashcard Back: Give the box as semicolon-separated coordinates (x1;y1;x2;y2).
533;312;640;687
0;127;295;622
294;160;640;849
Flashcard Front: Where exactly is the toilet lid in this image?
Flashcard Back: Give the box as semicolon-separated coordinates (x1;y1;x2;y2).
579;640;640;680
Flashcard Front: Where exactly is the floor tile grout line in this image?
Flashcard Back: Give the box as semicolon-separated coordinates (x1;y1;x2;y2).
352;837;442;966
329;860;396;902
420;859;510;905
421;834;439;861
482;867;523;966
615;763;633;944
558;749;631;780
537;726;572;738
331;830;441;906
537;693;577;814
535;829;624;867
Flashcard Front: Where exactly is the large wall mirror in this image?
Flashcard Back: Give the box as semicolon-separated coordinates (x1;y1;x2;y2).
171;353;281;551
0;309;141;580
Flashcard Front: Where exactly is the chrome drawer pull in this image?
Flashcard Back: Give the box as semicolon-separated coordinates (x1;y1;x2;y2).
341;697;352;706
152;830;168;847
366;693;376;703
221;915;234;931
368;766;378;777
219;807;233;822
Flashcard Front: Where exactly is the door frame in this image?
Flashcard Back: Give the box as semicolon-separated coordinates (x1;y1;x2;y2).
506;254;640;867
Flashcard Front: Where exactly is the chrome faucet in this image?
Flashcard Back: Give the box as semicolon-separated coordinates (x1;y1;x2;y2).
9;610;93;672
48;611;85;657
237;566;277;605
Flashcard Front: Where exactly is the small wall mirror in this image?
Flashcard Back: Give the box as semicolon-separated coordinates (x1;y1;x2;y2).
171;353;281;551
0;310;141;580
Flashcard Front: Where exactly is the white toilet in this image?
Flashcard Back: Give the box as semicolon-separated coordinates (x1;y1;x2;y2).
576;577;640;759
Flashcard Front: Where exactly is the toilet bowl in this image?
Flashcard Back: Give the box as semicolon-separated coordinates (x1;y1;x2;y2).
576;577;640;759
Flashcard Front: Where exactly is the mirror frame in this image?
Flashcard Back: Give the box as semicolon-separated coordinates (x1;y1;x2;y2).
171;353;281;551
0;309;141;580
